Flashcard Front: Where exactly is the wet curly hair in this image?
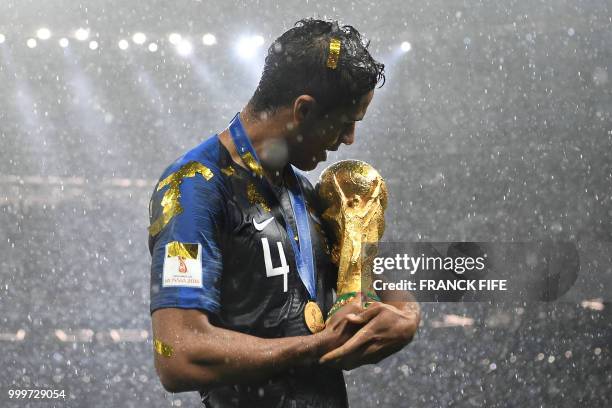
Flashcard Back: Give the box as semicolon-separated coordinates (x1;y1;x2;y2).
248;18;385;115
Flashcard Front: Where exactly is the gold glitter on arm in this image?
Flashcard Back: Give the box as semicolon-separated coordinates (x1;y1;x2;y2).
153;338;174;357
148;161;215;236
149;185;183;237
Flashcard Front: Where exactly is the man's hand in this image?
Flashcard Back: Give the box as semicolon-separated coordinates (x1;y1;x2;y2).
319;301;420;370
316;299;364;354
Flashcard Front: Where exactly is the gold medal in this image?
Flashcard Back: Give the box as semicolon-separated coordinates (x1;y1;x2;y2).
304;301;325;333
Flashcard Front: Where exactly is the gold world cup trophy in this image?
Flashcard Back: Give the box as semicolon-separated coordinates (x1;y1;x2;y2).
317;159;388;321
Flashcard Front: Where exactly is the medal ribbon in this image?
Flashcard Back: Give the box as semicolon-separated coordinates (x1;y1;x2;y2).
229;112;317;300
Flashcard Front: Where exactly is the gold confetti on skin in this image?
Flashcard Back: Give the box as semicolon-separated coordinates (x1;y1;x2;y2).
149;161;214;236
166;242;198;259
221;166;235;177
247;182;271;212
326;38;341;69
153;338;174;357
240;152;264;177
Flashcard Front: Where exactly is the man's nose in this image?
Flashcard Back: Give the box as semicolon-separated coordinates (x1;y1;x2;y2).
341;123;356;145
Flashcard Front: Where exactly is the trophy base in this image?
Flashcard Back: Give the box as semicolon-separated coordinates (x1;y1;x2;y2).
326;291;381;322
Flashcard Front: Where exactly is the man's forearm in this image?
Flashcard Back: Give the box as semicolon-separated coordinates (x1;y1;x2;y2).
178;324;325;388
152;308;350;393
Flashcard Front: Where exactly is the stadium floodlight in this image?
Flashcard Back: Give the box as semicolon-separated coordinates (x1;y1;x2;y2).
75;28;89;41
132;32;146;45
253;35;265;47
168;33;182;45
236;35;265;59
202;33;216;46
36;28;51;40
176;39;193;56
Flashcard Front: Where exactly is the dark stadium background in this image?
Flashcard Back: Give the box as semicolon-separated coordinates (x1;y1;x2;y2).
1;0;610;406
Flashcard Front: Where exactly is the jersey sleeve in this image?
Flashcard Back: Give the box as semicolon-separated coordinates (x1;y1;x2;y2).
148;161;225;315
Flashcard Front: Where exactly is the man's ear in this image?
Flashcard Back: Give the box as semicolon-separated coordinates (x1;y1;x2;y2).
292;95;317;125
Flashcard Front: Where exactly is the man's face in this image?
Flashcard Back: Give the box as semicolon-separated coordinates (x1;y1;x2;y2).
290;90;375;171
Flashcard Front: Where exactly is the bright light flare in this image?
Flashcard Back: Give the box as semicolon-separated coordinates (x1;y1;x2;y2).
148;43;158;52
89;40;99;50
401;41;412;52
253;35;265;46
36;28;51;40
118;39;129;50
75;28;90;41
202;33;216;46
132;32;146;45
0;34;5;44
59;38;69;48
26;38;37;48
176;39;193;56
168;33;182;45
236;35;265;59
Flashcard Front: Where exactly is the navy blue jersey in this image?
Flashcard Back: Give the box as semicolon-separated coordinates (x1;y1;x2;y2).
148;134;348;407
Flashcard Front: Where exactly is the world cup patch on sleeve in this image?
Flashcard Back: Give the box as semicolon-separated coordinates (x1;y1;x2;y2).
162;242;203;288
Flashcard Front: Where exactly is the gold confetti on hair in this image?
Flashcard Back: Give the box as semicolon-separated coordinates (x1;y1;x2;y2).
326;38;341;69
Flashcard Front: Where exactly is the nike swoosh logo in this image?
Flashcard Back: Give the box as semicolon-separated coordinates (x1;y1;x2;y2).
253;216;275;231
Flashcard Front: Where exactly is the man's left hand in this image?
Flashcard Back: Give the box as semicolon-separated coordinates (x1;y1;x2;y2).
319;301;420;370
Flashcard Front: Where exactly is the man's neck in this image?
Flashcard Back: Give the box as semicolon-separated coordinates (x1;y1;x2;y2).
218;106;290;186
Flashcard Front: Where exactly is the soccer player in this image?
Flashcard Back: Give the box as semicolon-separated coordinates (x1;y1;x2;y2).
148;18;420;407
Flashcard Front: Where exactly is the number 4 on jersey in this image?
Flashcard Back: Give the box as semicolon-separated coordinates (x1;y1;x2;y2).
261;237;289;292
